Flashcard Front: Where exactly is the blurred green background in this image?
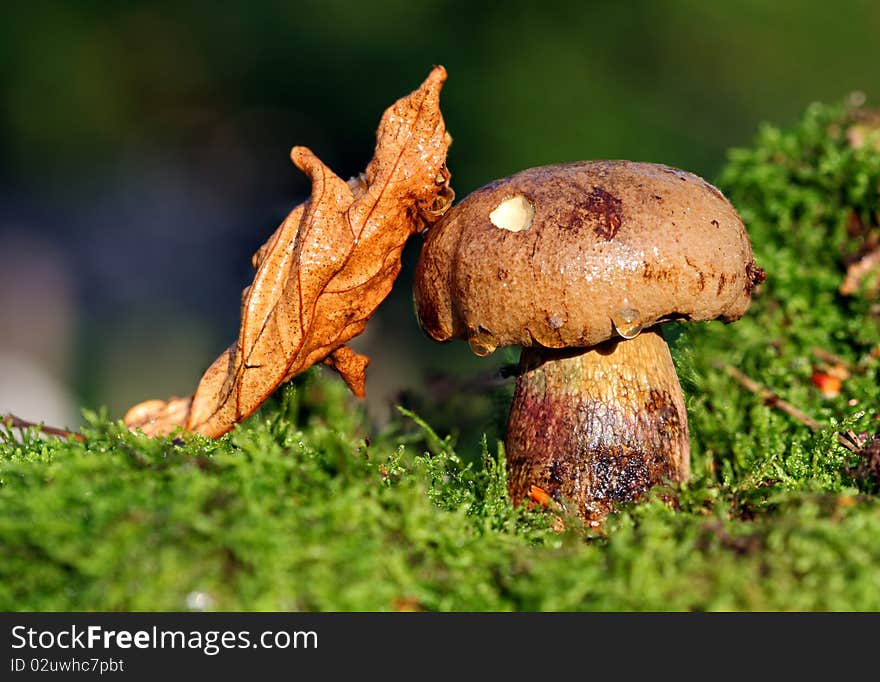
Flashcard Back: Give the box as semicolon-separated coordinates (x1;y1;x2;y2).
1;0;878;444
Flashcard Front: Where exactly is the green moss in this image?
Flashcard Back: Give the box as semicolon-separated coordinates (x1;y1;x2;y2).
3;99;880;611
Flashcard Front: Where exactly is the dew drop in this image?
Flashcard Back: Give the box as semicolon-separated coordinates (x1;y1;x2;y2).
468;337;496;357
611;306;644;339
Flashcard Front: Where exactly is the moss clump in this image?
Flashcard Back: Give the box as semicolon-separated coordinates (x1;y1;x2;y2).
684;97;880;497
3;99;880;611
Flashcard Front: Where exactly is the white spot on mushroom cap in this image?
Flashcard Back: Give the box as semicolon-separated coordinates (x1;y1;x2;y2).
547;314;564;329
489;195;534;232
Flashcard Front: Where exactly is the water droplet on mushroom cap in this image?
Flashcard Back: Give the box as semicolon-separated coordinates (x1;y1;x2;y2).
612;306;644;339
468;337;497;357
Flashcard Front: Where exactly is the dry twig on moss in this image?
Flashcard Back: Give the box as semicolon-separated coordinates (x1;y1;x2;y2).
1;414;85;442
715;362;864;451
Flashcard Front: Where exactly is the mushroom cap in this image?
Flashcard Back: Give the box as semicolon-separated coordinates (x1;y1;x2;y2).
414;160;763;350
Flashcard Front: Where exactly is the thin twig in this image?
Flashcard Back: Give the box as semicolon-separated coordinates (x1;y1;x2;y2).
715;363;859;451
1;414;86;442
716;363;822;429
838;429;866;452
810;346;851;371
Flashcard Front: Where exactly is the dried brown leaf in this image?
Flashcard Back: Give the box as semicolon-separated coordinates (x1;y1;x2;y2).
125;67;453;437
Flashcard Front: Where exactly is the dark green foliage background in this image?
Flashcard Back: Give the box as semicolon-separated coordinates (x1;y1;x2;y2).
3;1;879;424
3;102;880;611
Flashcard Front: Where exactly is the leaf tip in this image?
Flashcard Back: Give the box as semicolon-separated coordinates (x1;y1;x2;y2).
426;64;448;87
323;345;370;399
290;145;315;168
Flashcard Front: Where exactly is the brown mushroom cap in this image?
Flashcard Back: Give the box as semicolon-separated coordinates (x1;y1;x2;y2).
414;160;762;350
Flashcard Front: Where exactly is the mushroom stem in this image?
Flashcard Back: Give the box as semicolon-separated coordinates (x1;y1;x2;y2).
505;328;689;524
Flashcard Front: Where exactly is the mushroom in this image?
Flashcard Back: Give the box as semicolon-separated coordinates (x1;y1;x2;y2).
413;161;764;524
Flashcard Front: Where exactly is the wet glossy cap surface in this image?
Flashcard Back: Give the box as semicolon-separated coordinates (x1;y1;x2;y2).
414;160;763;350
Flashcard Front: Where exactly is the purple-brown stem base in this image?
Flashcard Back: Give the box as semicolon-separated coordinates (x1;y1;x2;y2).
505;329;689;525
